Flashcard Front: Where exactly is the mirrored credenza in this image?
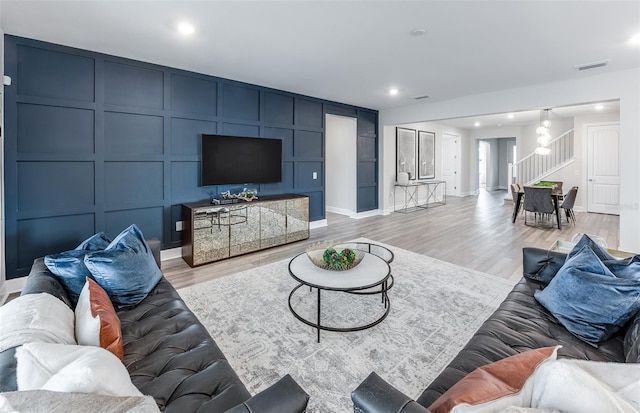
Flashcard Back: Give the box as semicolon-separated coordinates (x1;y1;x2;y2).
182;194;310;267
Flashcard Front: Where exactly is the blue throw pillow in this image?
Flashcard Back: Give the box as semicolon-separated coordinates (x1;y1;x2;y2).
44;250;92;306
535;245;640;346
567;234;614;262
603;255;640;280
84;224;162;309
75;232;111;251
44;232;113;306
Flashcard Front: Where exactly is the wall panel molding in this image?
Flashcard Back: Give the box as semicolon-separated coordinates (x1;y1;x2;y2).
3;34;378;278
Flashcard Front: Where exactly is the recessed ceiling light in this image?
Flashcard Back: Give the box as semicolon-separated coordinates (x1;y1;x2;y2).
388;88;399;96
177;22;195;35
410;28;427;37
595;104;605;110
507;114;514;119
474;122;480;127
628;33;640;45
497;123;502;127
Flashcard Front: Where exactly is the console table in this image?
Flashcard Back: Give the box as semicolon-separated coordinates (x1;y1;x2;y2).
182;194;309;266
393;180;446;213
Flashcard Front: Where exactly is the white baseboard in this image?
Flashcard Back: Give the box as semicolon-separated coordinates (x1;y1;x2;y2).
351;209;383;219
326;206;355;216
380;207;393;216
326;206;382;220
161;247;182;261
310;219;328;229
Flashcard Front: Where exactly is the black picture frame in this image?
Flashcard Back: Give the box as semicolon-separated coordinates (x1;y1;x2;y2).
396;127;417;180
418;130;435;179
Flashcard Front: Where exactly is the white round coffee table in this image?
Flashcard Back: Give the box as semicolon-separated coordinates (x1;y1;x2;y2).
288;249;391;342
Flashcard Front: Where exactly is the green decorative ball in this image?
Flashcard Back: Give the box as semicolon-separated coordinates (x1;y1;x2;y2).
323;247;356;270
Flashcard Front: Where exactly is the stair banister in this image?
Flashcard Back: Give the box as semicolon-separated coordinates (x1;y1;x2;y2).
512;129;574;186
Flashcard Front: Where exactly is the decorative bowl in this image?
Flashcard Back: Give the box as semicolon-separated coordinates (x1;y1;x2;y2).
306;243;365;271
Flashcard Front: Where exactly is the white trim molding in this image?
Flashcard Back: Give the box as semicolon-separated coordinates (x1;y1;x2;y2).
310;219;328;229
160;247;182;261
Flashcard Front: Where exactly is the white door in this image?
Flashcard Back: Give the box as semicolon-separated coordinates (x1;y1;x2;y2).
441;134;459;196
587;124;619;215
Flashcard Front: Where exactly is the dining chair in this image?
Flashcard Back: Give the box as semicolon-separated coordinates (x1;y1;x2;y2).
561;186;578;225
510;183;522;221
523;186;555;226
547;181;564;201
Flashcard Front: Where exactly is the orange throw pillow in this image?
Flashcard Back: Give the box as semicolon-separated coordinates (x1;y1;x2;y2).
75;277;124;361
428;346;559;413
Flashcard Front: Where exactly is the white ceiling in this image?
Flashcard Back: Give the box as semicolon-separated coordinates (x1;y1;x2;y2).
433;100;621;129
1;1;638;110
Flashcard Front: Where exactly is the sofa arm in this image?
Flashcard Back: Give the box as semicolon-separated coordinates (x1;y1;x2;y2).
522;247;566;285
352;372;431;413
146;238;161;269
225;374;309;413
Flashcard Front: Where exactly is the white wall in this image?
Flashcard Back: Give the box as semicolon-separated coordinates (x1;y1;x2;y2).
542;111;620;210
379;68;640;252
0;4;6;304
383;121;469;208
325;114;357;216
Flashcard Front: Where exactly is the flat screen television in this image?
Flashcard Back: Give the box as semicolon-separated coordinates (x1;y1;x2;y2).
201;134;282;186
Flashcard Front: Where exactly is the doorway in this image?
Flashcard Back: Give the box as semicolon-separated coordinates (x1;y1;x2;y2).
325;114;357;217
587;123;620;215
441;133;459;196
478;141;490;190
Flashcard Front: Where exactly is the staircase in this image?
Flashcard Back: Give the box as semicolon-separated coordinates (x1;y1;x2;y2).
512;129;575;185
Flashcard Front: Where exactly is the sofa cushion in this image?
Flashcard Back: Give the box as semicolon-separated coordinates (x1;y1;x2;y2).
76;277;124;361
535;245;640;346
119;278;251;412
428;347;559;413
84;225;162;309
44;232;112;306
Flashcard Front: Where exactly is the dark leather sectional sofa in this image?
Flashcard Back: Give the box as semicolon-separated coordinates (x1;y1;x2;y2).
0;241;309;413
352;247;640;413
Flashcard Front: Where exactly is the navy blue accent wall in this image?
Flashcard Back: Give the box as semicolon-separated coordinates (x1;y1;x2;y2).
3;35;378;278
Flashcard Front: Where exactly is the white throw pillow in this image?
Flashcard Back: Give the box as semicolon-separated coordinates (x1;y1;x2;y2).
75;277;124;360
75;279;101;346
0;293;75;352
16;342;142;397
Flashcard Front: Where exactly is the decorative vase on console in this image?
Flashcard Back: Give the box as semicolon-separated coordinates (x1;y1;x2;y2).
397;172;409;185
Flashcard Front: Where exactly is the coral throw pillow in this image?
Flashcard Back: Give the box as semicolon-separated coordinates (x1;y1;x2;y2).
75;277;124;361
428;347;559;413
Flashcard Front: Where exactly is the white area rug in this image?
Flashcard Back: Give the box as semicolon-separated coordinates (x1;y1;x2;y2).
178;239;516;412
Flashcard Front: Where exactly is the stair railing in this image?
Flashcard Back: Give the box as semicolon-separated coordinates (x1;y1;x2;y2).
512;129;574;186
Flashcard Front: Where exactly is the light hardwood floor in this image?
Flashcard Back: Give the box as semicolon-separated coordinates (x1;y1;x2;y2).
163;189;620;289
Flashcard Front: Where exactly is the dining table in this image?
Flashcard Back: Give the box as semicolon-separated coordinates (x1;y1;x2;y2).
512;188;563;230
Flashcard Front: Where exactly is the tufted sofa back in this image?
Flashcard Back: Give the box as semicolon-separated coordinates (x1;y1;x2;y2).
8;240;254;412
